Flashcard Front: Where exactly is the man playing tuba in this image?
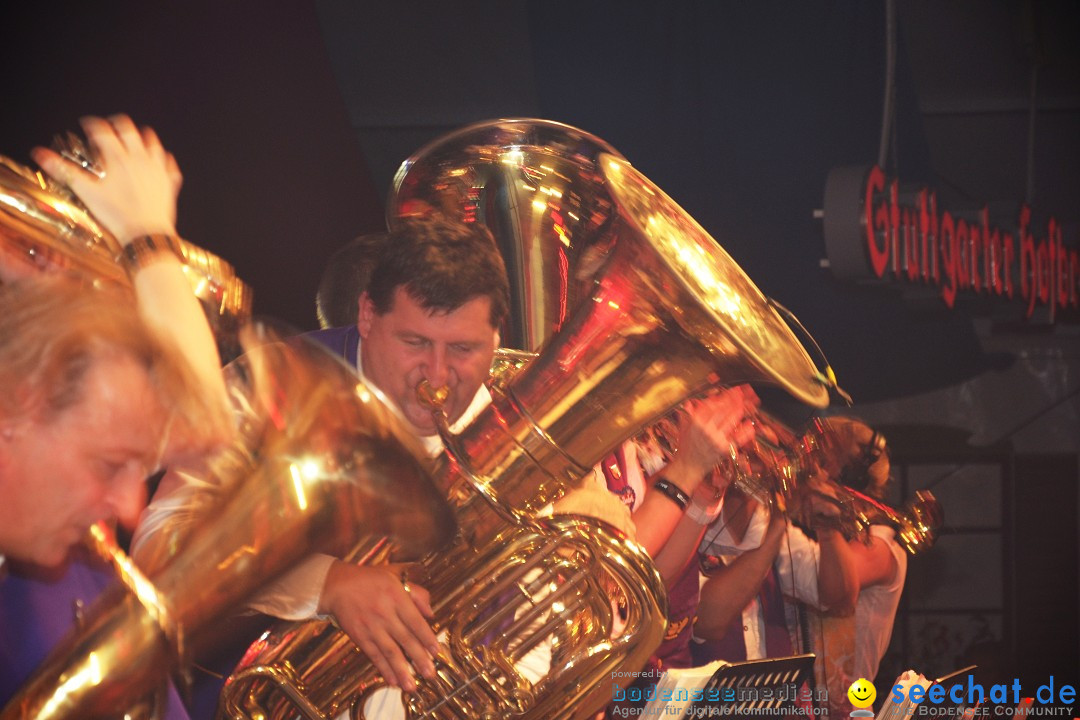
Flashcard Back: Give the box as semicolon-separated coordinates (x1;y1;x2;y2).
135;207;761;719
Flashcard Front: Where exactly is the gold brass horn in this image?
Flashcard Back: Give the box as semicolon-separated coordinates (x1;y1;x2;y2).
220;146;831;719
734;416;945;555
792;418;943;554
822;486;943;555
387;118;625;352
0;151;251;335
0;327;455;720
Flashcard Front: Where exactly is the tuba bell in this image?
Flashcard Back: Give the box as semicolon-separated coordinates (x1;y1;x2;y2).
219;120;833;720
387;118;624;353
0;327;456;720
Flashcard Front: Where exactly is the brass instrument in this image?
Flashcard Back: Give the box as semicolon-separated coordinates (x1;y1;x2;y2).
220;125;831;720
0;151;251;336
797;417;943;554
823;486;943;555
387;118;625;353
0;130;457;719
1;328;455;720
726;414;944;555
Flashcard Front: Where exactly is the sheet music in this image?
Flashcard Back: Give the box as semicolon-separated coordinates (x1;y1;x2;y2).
641;660;729;717
876;670;930;720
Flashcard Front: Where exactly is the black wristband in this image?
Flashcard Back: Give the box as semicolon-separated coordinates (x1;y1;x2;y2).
120;234;184;274
653;477;690;511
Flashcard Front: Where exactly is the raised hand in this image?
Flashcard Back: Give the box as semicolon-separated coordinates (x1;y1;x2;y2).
31;114;181;244
668;384;760;490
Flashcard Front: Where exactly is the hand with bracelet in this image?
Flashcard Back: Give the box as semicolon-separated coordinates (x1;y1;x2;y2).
32;114;182;247
31;114;232;460
653;385;760;503
684;466;731;525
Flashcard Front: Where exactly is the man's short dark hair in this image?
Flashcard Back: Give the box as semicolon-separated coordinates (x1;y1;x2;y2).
366;216;510;329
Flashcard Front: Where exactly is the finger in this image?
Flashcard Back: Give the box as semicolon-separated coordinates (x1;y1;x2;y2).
370;627;421;690
731;418;757;448
395;592;439;655
79;116;124;167
30;147;69;183
165;152;183;195
702;392;740;423
406;582;435;619
139;124;165;158
734;383;760;406
106;114;144;154
31;147;98;200
386;617;436;679
355;636;409;690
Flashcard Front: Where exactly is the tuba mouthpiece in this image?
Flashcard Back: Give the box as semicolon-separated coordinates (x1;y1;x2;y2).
416;379;450;409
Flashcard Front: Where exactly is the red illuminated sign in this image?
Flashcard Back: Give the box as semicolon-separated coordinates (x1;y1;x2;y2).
823;165;1079;322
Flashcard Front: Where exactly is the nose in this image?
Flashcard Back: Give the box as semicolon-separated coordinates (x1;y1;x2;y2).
106;463;149;529
422;345;450;390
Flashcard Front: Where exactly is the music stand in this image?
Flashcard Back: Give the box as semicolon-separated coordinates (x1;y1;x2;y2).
692;653;816;718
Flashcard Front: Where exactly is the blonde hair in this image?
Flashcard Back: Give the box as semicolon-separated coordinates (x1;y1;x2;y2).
0;276;202;438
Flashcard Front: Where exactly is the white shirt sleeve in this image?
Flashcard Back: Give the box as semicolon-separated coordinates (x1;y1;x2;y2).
244;554;336;620
774;522;822;610
699;501;768;556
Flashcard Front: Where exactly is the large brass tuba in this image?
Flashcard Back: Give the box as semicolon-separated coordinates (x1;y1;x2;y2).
220;119;832;719
1;327;456;720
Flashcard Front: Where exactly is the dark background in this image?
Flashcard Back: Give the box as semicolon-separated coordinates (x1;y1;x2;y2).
3;0;1076;699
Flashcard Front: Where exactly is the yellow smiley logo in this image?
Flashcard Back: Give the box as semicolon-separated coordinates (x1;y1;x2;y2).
847;678;876;709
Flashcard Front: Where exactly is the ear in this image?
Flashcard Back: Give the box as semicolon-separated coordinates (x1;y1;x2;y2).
357;292;375;338
0;419;21;468
0;413;20;442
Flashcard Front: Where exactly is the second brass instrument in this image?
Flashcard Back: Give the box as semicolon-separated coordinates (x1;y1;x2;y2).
1;329;455;720
720;413;943;555
0;151;251;336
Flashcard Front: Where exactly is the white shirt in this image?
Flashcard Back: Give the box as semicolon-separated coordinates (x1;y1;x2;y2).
694;503;823;659
853;525;906;680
